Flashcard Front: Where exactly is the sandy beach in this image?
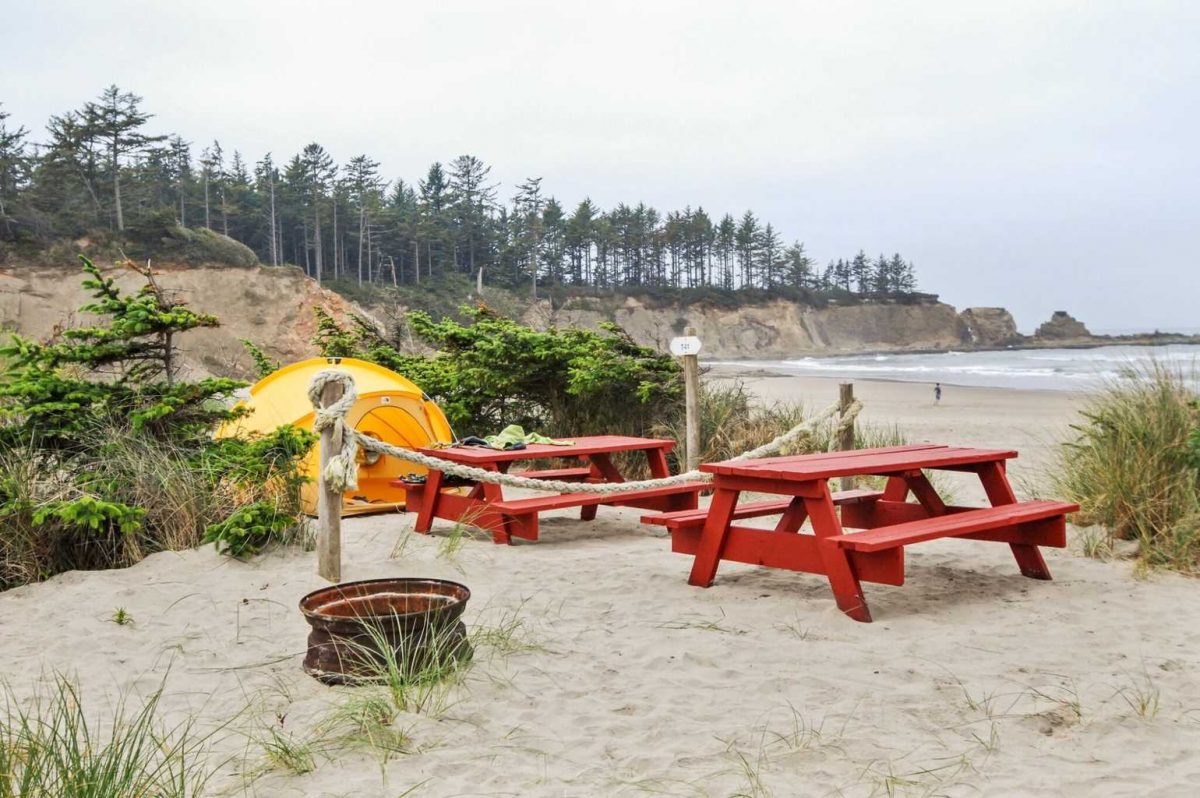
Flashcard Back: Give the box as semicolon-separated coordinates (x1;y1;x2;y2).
3;376;1198;797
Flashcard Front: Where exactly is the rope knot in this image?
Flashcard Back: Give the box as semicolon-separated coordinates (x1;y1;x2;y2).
308;369;361;492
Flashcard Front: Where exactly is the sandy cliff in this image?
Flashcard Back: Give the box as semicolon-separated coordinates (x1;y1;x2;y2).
524;295;977;357
4;263;1166;377
0;262;370;379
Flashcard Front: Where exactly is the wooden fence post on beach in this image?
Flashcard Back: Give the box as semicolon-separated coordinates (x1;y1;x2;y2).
316;379;344;582
838;382;856;491
682;327;701;472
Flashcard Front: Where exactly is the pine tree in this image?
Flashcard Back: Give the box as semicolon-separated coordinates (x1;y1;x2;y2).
0;104;30;239
84;86;166;232
254;153;280;266
512;177;545;297
757;223;784;288
735;211;759;288
565;198;597;284
850;250;871;293
448;155;497;283
344;154;383;285
299;143;335;281
784;241;813;288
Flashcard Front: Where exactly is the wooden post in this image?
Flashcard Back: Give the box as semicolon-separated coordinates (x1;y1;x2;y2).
838;382;856;491
317;379;344;582
682;327;701;473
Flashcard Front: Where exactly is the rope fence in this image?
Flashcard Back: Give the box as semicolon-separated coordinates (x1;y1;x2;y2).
307;369;862;496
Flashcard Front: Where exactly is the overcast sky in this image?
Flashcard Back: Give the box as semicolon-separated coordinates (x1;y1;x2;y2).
4;0;1197;331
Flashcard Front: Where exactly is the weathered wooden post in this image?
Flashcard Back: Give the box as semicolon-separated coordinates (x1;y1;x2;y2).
838;382;856;491
672;327;703;472
316;378;344;582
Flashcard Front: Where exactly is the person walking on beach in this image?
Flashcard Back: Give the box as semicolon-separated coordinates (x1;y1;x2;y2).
934;383;942;404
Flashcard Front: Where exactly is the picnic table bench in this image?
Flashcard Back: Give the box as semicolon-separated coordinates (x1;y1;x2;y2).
641;443;1078;622
393;435;705;545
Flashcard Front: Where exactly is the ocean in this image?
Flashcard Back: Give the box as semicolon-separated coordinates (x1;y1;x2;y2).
711;344;1200;392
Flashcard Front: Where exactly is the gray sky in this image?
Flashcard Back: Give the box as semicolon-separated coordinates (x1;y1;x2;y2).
4;0;1197;332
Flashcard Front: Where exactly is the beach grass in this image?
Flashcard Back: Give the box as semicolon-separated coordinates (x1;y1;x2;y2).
662;379;920;466
0;675;218;797
1053;362;1200;572
0;421;308;590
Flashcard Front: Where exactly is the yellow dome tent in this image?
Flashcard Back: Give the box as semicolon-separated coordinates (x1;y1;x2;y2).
218;357;454;516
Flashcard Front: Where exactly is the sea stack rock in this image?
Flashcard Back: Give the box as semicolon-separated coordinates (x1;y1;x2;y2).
959;307;1021;346
1036;310;1091;340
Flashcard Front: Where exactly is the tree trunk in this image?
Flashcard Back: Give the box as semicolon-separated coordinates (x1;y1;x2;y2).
357;204;365;285
413;239;420;285
268;177;278;266
302;223;311;276
313;204;323;282
203;174;210;229
112;141;124;232
331;200;338;279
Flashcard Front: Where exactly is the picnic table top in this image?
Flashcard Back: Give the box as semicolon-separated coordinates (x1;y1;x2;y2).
417;434;678;464
701;443;1018;481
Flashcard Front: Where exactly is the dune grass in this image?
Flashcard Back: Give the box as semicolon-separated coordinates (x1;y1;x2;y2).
1052;363;1200;573
0;675;218;798
660;379;923;485
0;421;309;590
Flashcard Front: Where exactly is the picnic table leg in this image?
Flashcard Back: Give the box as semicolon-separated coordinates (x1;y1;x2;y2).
581;455;625;521
644;447;697;511
806;485;872;622
414;469;443;534
979;462;1052;580
904;472;948;516
773;497;809;533
483;463;514;545
644;448;671;479
688;487;739;587
883;476;909;501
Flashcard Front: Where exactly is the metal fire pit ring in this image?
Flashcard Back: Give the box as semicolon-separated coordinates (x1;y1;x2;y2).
299;578;472;685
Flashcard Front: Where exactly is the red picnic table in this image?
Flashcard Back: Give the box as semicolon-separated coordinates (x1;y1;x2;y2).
642;444;1078;622
394;435;706;545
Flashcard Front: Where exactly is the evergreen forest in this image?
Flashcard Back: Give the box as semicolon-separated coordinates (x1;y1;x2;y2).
0;87;921;300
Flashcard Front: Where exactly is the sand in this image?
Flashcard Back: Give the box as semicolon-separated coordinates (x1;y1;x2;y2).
3;376;1199;797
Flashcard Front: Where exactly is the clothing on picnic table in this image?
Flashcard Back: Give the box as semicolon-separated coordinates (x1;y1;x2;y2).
440;425;573;450
483;424;574;450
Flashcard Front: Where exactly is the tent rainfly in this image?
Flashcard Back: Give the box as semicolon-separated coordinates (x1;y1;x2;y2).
218;357;454;516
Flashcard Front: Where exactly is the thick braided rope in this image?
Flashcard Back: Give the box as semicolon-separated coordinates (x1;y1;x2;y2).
307;370;861;495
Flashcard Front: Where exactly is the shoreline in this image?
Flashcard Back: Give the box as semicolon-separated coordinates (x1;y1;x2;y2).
698;335;1200;363
705;368;1084;492
705;361;1085;394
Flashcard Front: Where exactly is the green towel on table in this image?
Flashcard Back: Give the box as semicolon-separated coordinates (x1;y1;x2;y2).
484;424;574;450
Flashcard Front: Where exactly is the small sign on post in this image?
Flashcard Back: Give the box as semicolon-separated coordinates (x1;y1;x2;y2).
669;335;703;357
671;329;703;472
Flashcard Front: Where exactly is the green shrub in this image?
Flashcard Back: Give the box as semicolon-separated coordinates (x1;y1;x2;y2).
127;210;257;267
1053;364;1200;572
203;501;298;558
314;305;683;438
0;257;313;589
